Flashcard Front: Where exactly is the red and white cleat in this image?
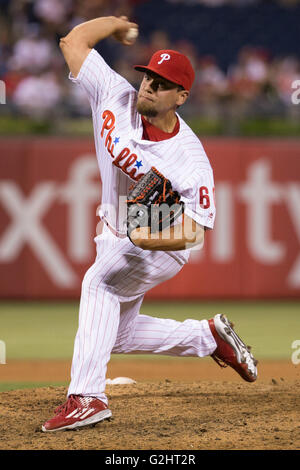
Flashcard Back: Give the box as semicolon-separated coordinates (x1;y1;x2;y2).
208;314;258;383
42;394;112;432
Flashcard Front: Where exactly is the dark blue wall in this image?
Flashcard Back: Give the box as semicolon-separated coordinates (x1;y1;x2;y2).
134;1;300;70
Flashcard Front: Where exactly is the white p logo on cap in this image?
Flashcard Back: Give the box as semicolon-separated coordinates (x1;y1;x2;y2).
158;53;171;65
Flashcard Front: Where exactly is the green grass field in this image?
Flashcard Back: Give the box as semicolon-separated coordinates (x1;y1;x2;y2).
0;300;299;361
0;300;299;392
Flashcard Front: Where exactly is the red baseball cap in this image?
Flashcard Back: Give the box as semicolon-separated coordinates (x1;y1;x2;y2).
134;49;195;91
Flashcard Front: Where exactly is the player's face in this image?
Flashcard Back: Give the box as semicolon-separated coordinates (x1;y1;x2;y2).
137;72;188;117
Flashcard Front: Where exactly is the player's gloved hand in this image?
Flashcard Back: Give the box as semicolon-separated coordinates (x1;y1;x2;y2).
126;167;184;243
112;16;139;46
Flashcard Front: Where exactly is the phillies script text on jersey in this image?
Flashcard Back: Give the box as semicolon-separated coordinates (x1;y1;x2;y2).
101;109;144;181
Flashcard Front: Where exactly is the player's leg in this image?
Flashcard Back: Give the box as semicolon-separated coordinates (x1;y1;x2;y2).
67;233;129;402
112;307;216;358
42;235;123;432
113;306;257;382
111;243;216;358
68;285;120;402
42;284;120;431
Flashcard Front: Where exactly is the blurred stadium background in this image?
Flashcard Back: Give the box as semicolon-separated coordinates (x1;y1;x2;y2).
0;0;299;391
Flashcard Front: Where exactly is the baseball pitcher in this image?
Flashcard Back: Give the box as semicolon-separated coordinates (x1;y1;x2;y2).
42;16;258;432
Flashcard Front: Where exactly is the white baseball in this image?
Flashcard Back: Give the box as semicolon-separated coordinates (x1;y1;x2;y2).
125;27;138;42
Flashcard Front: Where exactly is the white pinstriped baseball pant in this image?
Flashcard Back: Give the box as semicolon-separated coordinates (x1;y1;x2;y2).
68;227;217;404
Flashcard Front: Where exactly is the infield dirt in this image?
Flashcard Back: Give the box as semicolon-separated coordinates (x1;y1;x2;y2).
0;359;299;450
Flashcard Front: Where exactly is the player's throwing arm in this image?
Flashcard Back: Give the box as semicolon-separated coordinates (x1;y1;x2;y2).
59;16;139;78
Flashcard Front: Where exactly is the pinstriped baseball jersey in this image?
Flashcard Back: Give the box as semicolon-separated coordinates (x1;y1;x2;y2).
69;48;216;264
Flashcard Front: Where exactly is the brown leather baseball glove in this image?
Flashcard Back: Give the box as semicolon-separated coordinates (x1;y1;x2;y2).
126;167;184;240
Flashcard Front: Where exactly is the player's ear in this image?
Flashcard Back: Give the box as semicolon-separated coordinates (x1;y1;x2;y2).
176;89;189;107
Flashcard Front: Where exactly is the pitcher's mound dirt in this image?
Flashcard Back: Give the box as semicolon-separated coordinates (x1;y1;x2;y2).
0;378;299;450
